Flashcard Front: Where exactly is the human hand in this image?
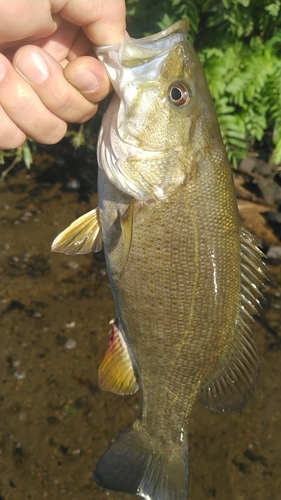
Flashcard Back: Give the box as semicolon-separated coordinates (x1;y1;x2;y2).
0;0;126;149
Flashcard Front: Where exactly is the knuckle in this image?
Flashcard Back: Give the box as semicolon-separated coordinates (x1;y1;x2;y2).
47;84;74;115
45;80;97;123
0;115;26;150
75;104;98;124
38;119;67;145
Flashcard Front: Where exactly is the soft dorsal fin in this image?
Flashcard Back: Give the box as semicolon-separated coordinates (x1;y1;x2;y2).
199;228;267;414
51;208;102;255
99;320;139;395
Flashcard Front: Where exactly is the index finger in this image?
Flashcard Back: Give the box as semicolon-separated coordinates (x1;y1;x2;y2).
84;0;126;44
52;0;126;45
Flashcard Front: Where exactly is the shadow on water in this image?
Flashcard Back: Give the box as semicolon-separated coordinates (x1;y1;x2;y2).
0;148;280;500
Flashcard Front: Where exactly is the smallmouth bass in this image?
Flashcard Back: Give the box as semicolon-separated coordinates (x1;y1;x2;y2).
52;21;266;500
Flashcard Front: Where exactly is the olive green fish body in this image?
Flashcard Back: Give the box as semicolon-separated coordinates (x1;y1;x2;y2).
99;137;241;444
94;24;265;500
51;21;266;500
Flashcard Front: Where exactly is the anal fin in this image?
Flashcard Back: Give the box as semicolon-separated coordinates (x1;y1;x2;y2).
199;227;266;414
99;320;138;395
51;207;102;255
199;318;260;413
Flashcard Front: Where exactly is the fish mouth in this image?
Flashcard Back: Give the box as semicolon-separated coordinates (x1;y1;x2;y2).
133;19;189;44
95;20;189;72
120;20;189;67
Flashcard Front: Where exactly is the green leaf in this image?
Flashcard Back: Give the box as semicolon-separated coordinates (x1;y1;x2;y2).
22;143;33;170
238;0;250;7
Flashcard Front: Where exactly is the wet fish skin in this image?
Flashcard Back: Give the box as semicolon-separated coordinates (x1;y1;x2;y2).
94;21;263;500
51;20;266;500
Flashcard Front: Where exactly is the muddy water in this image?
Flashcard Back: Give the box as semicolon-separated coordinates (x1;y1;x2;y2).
0;150;280;500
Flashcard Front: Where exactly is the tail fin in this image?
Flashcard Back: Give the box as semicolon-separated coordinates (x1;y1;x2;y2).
94;423;189;500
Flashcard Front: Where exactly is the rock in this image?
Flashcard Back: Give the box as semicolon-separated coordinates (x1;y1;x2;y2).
239;157;274;176
239;157;256;174
267;246;281;260
254;160;275;177
256;178;281;205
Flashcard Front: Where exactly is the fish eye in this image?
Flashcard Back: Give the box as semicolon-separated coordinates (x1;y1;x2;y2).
168;82;191;107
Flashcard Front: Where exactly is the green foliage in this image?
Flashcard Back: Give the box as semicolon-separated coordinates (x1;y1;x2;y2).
66;124;87;149
126;0;281;166
200;33;281;165
126;0;200;42
0;140;34;179
2;1;280;172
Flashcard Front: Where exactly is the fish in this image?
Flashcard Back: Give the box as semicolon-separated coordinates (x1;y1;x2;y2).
51;20;267;500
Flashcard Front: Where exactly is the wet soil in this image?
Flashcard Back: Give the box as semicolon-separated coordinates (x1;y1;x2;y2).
0;148;281;500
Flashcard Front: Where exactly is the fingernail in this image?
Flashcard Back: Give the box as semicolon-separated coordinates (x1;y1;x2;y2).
70;70;98;92
0;57;7;82
15;51;49;84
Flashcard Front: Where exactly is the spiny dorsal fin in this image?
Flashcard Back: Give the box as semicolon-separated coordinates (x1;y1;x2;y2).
51;208;102;255
199;227;266;414
99;320;139;395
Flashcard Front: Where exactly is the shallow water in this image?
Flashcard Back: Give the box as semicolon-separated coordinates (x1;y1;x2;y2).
0;150;280;500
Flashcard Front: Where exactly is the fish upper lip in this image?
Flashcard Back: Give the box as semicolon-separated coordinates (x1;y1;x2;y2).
132;19;190;44
94;20;189;51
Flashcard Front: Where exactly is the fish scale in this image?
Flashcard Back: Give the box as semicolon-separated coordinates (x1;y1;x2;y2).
105;180;239;441
51;20;266;500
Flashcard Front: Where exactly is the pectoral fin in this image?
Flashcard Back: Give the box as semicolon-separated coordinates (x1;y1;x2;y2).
99;320;139;395
51;208;102;255
199;228;267;414
119;201;136;277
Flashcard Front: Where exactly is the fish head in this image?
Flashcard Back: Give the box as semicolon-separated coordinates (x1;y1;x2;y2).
96;21;220;201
